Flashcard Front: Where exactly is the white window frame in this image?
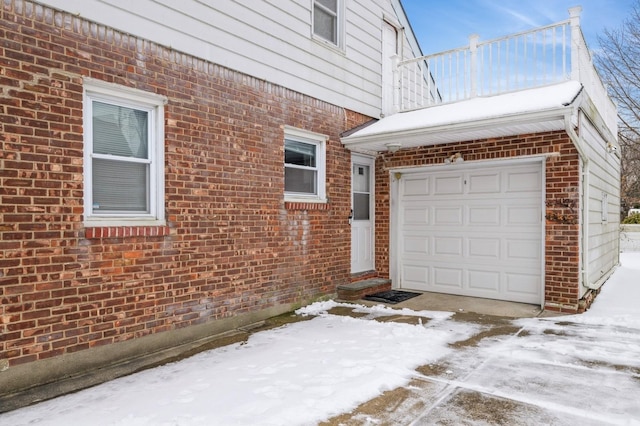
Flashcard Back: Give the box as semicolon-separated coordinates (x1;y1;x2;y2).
83;78;167;227
284;126;327;203
312;0;345;49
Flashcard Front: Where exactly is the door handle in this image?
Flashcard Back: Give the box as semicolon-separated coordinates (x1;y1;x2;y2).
348;209;353;225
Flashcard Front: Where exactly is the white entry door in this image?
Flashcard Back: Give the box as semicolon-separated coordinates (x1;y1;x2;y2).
351;155;375;273
397;161;544;304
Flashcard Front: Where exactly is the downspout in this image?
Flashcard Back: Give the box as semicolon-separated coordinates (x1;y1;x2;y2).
566;6;599;291
564;109;595;291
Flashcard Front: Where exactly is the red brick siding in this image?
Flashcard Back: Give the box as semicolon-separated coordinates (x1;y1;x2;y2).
0;1;372;366
375;131;581;312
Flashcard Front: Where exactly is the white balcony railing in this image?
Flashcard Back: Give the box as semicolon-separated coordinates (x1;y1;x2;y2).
394;7;617;138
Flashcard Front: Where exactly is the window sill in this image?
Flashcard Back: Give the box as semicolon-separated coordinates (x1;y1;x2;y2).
84;225;170;239
312;35;346;55
285;201;330;211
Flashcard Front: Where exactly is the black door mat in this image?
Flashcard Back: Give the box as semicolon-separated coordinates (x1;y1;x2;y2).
363;290;422;304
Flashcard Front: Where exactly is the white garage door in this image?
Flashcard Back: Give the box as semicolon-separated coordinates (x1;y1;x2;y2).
398;161;543;304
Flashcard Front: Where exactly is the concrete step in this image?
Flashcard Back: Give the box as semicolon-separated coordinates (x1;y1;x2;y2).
337;278;391;301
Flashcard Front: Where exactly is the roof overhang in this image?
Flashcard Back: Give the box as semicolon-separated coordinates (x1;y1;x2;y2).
341;81;583;153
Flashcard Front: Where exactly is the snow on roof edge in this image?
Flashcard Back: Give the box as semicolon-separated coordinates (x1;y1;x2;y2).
343;81;583;143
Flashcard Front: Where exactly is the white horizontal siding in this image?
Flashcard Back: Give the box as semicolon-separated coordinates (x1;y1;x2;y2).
582;117;620;292
37;0;414;118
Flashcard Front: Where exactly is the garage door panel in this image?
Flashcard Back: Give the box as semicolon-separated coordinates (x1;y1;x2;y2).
434;175;464;195
468;172;501;194
468;270;500;291
404;177;430;196
506;205;541;225
506;170;542;192
506;273;541;296
433;267;463;288
403;234;429;255
469;206;500;225
468;237;500;258
398;162;543;305
506;239;541;261
404;207;430;225
403;264;430;288
434;236;463;256
434;206;463;225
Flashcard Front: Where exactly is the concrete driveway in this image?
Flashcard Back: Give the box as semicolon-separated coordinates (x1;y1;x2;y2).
2;256;639;425
319;300;640;425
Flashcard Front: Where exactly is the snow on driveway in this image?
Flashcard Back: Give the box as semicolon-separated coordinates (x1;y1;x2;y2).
2;253;640;425
0;307;477;426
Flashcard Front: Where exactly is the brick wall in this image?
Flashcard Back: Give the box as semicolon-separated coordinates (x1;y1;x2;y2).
0;1;372;368
374;131;582;312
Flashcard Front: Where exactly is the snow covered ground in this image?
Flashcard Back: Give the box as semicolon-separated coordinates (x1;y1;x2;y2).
2;253;640;425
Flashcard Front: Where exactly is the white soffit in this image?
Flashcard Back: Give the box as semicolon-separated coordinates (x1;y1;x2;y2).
342;80;583;152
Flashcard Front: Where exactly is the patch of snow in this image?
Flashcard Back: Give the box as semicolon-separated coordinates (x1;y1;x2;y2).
537;252;640;330
297;300;453;320
1;307;477;426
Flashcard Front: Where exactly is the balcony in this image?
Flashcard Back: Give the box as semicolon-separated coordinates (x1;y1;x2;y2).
394;7;617;139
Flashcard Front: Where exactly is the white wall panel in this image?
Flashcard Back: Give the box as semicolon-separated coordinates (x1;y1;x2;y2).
38;0;419;118
580;116;621;293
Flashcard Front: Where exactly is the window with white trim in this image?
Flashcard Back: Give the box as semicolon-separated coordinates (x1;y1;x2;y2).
83;78;166;226
313;0;342;46
284;127;327;202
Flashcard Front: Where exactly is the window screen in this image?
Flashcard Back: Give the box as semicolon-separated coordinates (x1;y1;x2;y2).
285;139;317;195
91;101;150;213
314;0;338;44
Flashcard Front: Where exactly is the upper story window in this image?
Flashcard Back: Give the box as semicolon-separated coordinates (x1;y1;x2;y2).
83;78;167;227
284;126;327;202
313;0;343;47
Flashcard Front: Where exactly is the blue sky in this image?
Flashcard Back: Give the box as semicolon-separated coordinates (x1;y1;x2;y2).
400;0;635;54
